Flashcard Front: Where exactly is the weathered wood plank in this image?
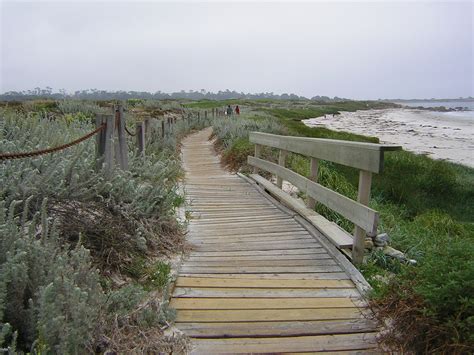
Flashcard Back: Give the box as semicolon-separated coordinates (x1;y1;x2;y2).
173;287;359;298
179;272;351;280
189;248;325;257
182;259;337;268
190;332;378;353
249;131;401;173
185;253;330;262
250;174;354;248
175;277;354;289
248;157;378;233
176;308;363;322
176;319;376;338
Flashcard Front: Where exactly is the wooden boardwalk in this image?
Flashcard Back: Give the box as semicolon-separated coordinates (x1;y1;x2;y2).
171;128;379;354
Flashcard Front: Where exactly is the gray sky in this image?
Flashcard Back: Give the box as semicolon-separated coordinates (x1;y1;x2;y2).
1;0;473;99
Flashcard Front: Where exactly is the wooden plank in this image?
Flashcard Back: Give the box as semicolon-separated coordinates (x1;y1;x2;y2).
189;218;296;229
250;174;354;248
182;259;334;267
248;157;378;233
249;131;401;173
185;254;330;262
190;333;378;353
175;277;354;289
187;230;311;240
173;288;358;298
171;297;362;310
179;266;342;274
176;319;376;338
176;308;363;322
179;273;351;280
189;248;325;257
190;243;323;253
186;236;315;245
191;215;288;224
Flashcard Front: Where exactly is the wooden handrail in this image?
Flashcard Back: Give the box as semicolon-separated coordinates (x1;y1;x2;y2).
249;132;401;174
248;132;401;265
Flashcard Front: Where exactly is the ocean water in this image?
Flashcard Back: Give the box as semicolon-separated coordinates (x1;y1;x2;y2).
394;100;474;111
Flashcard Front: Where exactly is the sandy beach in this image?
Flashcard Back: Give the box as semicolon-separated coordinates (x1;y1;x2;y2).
303;108;474;168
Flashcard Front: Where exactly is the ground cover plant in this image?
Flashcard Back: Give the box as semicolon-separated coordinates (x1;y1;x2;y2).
0;99;208;353
209;99;474;353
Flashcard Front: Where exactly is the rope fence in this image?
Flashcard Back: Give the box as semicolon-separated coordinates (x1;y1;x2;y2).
0;123;106;161
1;104;216;176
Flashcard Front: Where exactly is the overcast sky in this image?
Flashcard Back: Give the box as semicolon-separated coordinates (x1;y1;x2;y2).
0;0;472;99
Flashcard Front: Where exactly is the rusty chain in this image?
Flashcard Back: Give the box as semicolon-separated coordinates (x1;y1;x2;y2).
0;123;106;161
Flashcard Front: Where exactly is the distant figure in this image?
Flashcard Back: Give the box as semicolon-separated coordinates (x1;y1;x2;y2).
226;105;233;117
235;105;240;115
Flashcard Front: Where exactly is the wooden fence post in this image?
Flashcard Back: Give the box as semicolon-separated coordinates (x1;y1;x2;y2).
114;104;129;170
197;112;200;121
161;119;165;137
104;113;115;177
353;170;373;265
276;149;288;189
306;158;319;209
204;111;208;120
95;114;107;170
253;144;262;174
144;118;150;139
136;122;145;156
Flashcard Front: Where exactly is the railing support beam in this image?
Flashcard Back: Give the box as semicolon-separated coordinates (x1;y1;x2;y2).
353;170;373;265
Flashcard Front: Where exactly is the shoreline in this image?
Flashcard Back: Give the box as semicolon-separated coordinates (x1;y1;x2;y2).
303;108;474;168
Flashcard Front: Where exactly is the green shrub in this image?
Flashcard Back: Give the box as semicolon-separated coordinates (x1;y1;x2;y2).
0;200;104;353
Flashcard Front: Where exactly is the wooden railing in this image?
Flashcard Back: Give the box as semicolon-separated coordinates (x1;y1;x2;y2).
248;132;401;265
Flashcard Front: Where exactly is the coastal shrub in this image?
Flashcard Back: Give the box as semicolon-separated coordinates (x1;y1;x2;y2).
372;234;474;353
0;200;104;353
211;116;284;171
0;101;196;353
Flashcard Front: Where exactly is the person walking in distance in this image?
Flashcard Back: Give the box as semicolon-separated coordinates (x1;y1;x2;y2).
235;105;240;115
226;105;233;117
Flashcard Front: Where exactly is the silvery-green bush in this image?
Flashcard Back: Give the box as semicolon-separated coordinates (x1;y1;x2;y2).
0;104;200;352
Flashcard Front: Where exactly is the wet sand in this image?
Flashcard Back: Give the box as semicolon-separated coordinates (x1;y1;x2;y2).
303;108;474;168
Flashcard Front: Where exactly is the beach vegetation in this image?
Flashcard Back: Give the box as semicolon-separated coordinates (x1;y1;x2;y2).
0;100;204;353
209;99;474;353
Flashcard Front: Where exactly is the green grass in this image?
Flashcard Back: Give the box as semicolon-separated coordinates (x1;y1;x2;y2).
209;99;474;352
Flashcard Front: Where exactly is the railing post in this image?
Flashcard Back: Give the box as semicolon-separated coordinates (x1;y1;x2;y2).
276;149;288;189
353;170;373;265
95;114;107;170
114;104;129;170
306;158;319;209
253;144;262;174
104;113;115;177
144;118;150;139
136;122;145;156
161;119;165;138
205;110;208;120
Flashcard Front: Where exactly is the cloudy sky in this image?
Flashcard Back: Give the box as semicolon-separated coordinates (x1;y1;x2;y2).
0;0;472;99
